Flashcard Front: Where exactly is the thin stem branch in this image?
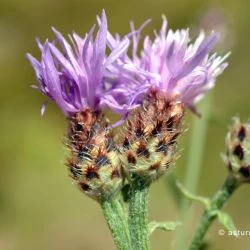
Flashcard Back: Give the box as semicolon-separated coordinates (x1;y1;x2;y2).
189;175;241;250
182;93;213;208
176;93;213;250
129;178;150;250
101;198;132;250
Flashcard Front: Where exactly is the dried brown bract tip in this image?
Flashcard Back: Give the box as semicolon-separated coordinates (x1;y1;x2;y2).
120;90;185;184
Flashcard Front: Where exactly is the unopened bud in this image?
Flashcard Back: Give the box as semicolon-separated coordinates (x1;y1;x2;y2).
224;117;250;182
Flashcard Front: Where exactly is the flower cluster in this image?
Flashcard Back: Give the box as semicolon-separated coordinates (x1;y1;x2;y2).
27;10;229;198
27;11;228;119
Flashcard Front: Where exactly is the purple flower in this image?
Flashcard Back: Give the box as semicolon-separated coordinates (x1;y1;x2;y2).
108;16;229;112
27;10;135;116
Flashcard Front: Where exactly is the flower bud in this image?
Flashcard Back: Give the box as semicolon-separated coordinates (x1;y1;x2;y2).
224;117;250;182
120;90;184;184
66;108;123;202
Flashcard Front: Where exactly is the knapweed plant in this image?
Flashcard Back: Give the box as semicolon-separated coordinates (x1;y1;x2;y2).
27;10;248;250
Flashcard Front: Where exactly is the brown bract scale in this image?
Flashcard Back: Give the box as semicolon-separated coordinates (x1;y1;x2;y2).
65;108;122;202
120;90;184;184
224;118;250;182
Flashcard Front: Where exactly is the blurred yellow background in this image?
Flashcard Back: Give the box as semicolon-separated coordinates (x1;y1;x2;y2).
0;0;250;249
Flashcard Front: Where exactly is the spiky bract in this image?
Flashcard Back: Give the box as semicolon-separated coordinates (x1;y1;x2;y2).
66;108;123;201
120;90;184;184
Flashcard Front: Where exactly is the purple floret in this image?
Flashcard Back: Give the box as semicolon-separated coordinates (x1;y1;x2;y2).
107;16;229;112
27;12;229;120
27;10;136;117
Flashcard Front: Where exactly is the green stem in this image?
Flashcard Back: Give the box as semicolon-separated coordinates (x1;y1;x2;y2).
189;175;241;250
177;93;213;250
101;198;132;250
129;178;150;250
182;94;212;206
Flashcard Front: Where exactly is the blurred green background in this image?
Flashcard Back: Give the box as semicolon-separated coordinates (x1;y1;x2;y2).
1;0;250;249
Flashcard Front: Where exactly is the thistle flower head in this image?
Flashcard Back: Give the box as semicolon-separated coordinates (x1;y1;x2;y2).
26;10;134;117
108;16;229;112
224;117;250;182
112;17;229;184
27;11;132;201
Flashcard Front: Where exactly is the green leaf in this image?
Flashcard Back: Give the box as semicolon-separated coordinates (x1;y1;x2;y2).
212;210;237;233
149;221;181;235
176;181;211;209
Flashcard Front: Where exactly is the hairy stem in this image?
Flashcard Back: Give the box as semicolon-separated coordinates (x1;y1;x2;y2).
189;175;241;250
129;178;150;250
101;198;132;250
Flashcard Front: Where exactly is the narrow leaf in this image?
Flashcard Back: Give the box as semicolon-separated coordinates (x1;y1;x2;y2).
149;221;181;235
212;210;237;234
177;181;211;209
